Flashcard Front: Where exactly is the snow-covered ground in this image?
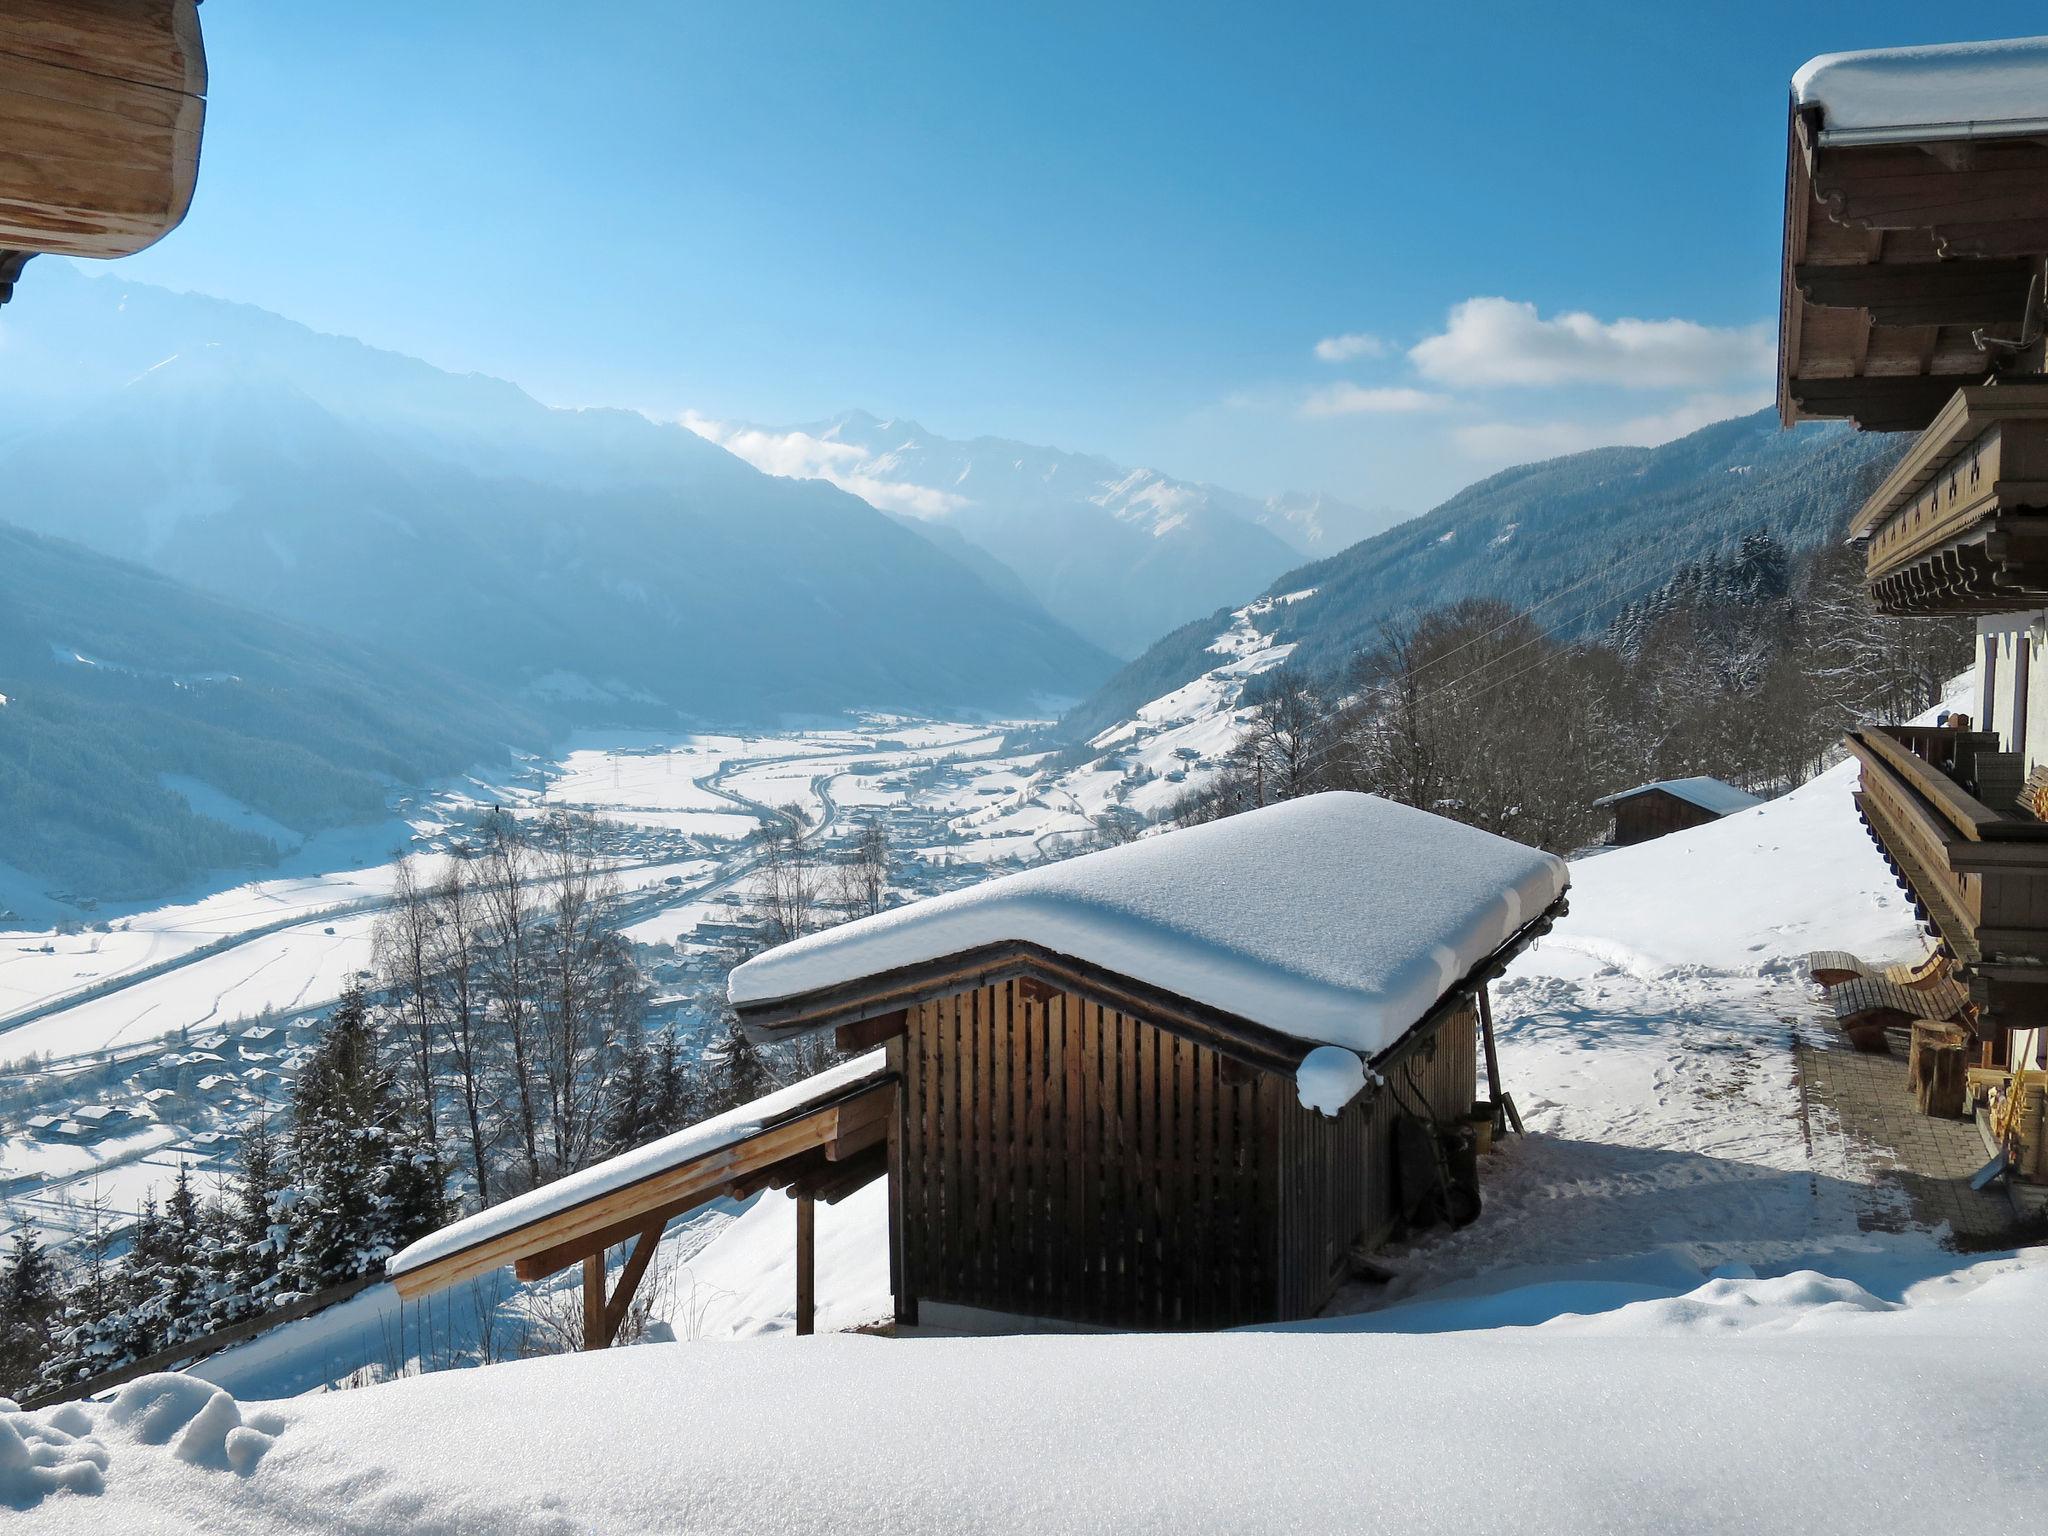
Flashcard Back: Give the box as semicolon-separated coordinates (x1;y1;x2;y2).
9;722;2048;1528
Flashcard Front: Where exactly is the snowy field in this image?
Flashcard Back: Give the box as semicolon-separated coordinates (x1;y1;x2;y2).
10;740;2041;1528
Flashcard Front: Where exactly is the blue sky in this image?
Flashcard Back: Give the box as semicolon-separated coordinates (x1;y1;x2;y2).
106;1;2048;513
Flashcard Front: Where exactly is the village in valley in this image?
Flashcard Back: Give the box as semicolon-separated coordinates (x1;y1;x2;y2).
1;5;2046;1532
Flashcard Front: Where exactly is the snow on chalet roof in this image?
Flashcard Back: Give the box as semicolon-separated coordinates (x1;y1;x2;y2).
1794;35;2048;143
730;792;1568;1059
1594;776;1763;817
387;1049;887;1278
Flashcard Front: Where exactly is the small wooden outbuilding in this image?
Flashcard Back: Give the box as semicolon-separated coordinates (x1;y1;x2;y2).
389;793;1569;1336
1594;777;1762;847
732;792;1568;1331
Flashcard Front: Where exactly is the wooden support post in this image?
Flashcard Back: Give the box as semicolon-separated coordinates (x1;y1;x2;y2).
795;1194;816;1336
582;1252;607;1351
603;1221;665;1346
1477;986;1508;1132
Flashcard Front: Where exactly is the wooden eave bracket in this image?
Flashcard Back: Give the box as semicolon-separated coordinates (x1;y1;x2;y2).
0;251;31;307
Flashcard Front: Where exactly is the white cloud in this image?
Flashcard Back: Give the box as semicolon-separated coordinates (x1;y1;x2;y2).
1450;390;1774;464
1300;383;1450;418
1410;297;1773;389
679;411;968;518
1313;331;1384;363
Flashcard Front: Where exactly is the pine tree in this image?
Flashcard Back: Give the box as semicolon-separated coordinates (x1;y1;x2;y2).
709;1015;771;1112
287;984;445;1292
0;1231;58;1393
602;1021;657;1155
215;1112;290;1325
156;1164;211;1345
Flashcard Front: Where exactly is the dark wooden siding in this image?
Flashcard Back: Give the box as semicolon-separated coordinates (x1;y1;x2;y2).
901;981;1274;1329
1612;790;1720;845
1267;1001;1477;1317
899;982;1480;1330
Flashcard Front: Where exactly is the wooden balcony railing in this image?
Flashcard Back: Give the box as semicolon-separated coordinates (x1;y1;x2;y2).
1845;727;2048;1035
1850;383;2048;616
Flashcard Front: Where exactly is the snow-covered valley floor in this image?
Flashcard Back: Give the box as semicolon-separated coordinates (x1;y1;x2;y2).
8;753;2047;1530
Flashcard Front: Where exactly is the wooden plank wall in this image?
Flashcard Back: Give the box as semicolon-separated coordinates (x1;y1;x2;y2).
1267;1002;1478;1318
901;982;1274;1330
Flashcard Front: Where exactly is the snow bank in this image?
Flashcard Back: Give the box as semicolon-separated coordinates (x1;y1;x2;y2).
1517;757;1918;979
388;1051;885;1278
14;1250;2048;1532
733;793;1568;1058
1795;34;2048;138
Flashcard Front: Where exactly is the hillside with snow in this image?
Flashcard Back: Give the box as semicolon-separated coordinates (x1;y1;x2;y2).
10;743;2047;1531
1064;409;1904;739
690;408;1391;658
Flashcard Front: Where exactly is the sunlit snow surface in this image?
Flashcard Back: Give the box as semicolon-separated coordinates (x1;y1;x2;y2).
19;697;2048;1529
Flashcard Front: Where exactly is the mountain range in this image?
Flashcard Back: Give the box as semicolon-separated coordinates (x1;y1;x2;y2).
0;266;1115;724
1060;409;1907;741
693;408;1395;658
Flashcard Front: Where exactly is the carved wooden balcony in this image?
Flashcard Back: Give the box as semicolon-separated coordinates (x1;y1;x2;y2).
1846;724;2048;1035
1849;383;2048;616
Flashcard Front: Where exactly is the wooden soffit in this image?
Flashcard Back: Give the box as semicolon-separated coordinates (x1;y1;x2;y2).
0;0;207;260
1777;103;2048;433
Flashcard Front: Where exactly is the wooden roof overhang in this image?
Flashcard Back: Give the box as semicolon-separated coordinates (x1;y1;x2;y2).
1777;101;2048;433
0;0;206;303
733;890;1571;1080
1848;381;2048;615
388;1060;896;1305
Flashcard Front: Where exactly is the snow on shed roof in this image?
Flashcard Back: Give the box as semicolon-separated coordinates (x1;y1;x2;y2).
1594;777;1763;817
387;1049;887;1278
730;792;1568;1059
1794;35;2048;143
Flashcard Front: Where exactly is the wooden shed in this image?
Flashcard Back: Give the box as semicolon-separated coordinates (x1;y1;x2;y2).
0;0;207;304
732;792;1569;1332
1594;777;1763;847
389;794;1568;1336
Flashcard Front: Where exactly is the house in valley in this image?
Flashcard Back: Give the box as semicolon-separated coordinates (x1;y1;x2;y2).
388;793;1569;1336
1781;35;2048;1182
0;0;206;306
1594;777;1762;846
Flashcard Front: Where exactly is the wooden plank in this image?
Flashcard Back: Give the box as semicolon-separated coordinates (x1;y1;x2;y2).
885;1036;909;1323
400;1080;894;1298
602;1221;664;1346
582;1253;606;1350
1047;988;1071;1322
795;1195;816;1336
0;0;207;95
941;992;964;1302
991;981;1013;1313
835;1007;907;1053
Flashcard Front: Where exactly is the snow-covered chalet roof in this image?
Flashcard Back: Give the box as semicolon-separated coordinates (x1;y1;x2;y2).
730;792;1568;1059
387;1050;887;1279
1794;35;2048;144
1594;777;1763;817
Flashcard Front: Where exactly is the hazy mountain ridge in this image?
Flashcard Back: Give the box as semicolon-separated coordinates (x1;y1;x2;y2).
720;408;1392;658
1061;410;1906;741
0;267;1116;722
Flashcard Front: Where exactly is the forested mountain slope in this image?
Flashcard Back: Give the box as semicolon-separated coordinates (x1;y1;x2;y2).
0;524;545;903
1062;411;1904;739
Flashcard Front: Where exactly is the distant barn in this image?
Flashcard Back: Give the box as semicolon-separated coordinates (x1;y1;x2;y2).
1594;777;1761;846
390;794;1569;1337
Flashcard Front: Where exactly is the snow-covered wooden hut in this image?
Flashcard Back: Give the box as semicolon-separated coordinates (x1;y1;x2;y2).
1593;777;1762;846
0;0;207;306
1780;35;2048;1173
730;792;1568;1331
387;793;1567;1337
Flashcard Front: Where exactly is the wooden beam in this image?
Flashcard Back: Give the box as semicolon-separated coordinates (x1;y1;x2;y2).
602;1221;665;1346
1784;373;1980;432
395;1077;896;1299
835;1008;907;1053
582;1253;606;1351
1795;258;2034;328
1478;984;1505;1127
795;1195;816;1336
